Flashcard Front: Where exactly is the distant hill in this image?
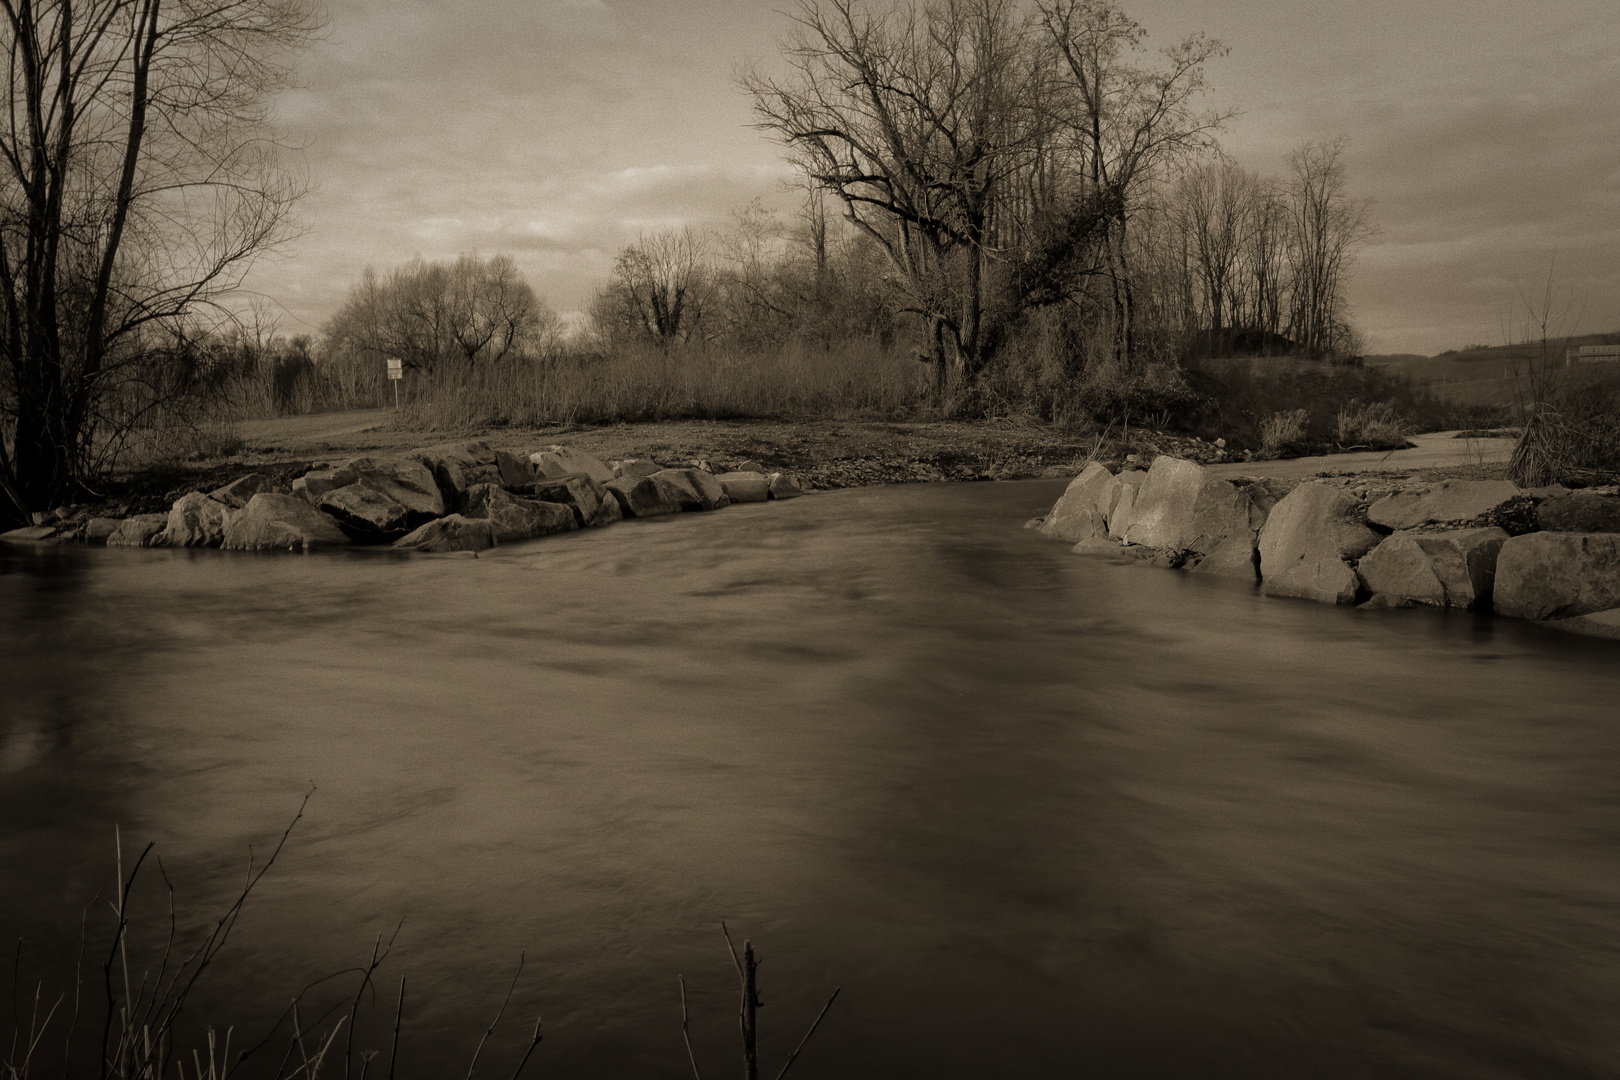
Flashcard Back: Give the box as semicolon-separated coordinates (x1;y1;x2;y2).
1366;334;1620;407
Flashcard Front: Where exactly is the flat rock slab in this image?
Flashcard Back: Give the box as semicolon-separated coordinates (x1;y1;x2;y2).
1549;607;1620;640
0;525;59;544
1494;532;1620;620
1367;480;1521;530
1258;482;1381;604
611;458;664;479
318;484;419;540
532;446;614;484
394;514;496;553
1536;494;1620;533
222;494;350;551
1355;527;1507;608
296;456;445;521
209;473;276;509
107;514;171;548
158;492;229;548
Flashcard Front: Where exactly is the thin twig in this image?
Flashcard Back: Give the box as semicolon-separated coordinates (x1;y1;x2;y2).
387;978;404;1080
774;988;840;1080
505;1015;544;1080
465;953;525;1080
679;976;702;1080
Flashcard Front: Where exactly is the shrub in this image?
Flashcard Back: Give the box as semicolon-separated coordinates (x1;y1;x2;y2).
1259;408;1310;457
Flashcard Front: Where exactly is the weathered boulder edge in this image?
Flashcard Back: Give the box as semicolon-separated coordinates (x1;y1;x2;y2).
1035;456;1620;640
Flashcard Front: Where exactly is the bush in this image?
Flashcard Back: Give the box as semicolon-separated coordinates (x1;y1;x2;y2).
1508;375;1620;486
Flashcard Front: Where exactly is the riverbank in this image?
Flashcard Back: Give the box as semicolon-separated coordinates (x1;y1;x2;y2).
5;412;1527;527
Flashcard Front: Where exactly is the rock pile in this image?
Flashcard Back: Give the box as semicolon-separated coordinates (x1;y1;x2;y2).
1035;457;1620;641
5;442;806;556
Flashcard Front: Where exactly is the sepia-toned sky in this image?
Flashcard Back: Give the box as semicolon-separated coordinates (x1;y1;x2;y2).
247;0;1620;356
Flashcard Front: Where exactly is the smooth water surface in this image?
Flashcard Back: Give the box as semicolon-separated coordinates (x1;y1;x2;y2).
3;480;1619;1078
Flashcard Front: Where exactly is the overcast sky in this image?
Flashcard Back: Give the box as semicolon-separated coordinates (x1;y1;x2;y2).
246;0;1620;356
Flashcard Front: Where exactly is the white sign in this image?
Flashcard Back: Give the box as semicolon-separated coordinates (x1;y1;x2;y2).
386;357;403;380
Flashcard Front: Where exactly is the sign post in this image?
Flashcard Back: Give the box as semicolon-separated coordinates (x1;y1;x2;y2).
386;357;402;410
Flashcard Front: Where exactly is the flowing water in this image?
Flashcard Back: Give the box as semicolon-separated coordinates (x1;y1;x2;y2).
3;479;1619;1079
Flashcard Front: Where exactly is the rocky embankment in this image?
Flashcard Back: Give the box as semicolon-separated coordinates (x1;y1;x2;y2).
1;441;804;554
1033;457;1620;641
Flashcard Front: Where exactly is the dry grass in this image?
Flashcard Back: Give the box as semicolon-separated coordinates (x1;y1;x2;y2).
395;341;927;430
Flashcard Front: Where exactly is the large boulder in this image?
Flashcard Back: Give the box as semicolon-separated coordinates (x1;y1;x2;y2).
1494;532;1620;620
653;468;729;511
1536;493;1620;533
494;449;535;489
716;471;770;504
295;456;445;523
531;446;614;484
604;475;683;518
317;484;419;541
84;518;122;544
415;441;504;500
1119;457;1258;557
222;494;349;551
209;473;276;509
1367;480;1521;530
156;492;228;548
1038;463;1119;543
510;473;614;527
106;513;171;548
1103;469;1148;539
1257;483;1382;604
393;514;496;553
1355;527;1508;608
460;484;577;543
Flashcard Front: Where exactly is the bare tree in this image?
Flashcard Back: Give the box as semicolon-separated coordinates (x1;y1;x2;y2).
324;254;557;374
598;226;713;348
1036;0;1229;365
0;0;322;518
1284;138;1373;358
742;0;1053;391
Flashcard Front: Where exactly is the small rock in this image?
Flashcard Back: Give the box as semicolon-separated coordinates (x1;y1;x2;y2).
732;460;766;474
611;458;664;479
767;473;804;499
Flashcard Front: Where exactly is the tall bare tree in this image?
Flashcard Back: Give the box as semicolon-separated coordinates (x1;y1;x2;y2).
1036;0;1228;365
743;0;1053;391
1284;138;1373;358
597;226;712;348
0;0;322;518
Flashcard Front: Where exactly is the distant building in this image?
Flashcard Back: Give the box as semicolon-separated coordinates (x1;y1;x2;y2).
1567;344;1620;364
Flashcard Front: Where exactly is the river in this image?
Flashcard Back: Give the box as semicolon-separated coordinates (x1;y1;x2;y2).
3;479;1618;1078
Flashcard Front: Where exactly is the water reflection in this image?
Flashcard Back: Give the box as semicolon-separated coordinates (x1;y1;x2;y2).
2;481;1618;1078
